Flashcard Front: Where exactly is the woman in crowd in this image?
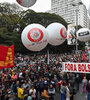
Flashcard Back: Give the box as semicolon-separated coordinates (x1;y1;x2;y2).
29;86;36;100
82;77;88;93
66;84;70;100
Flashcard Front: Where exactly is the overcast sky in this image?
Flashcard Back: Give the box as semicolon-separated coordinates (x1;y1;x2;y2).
0;0;90;12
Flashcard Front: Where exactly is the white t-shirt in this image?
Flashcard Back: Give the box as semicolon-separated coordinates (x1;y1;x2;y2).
19;72;22;78
29;89;36;98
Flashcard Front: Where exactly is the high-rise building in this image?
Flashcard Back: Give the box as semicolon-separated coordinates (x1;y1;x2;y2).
88;4;90;16
49;0;89;28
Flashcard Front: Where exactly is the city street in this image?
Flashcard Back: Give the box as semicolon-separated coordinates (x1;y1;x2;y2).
0;0;90;100
55;83;87;100
9;83;87;100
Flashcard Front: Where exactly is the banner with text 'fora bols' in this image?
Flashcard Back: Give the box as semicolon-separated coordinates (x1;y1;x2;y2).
63;62;90;73
0;45;14;69
67;24;76;45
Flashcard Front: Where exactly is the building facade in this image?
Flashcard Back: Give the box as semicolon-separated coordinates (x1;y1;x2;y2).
49;0;89;28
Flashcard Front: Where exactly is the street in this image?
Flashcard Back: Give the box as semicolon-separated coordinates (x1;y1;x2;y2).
55;83;87;100
9;83;87;100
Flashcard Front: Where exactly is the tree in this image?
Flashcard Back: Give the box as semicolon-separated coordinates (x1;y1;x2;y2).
0;13;20;50
0;2;23;15
20;9;67;29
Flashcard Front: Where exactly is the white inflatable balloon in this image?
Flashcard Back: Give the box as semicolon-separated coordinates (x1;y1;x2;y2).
21;24;48;51
77;28;90;42
16;0;37;8
46;23;67;46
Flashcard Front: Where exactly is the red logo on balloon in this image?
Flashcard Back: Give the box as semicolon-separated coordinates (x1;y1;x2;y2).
17;0;22;4
60;27;67;39
28;28;44;42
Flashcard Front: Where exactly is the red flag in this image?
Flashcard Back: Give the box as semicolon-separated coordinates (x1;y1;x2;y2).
83;73;85;78
83;52;86;61
0;45;14;69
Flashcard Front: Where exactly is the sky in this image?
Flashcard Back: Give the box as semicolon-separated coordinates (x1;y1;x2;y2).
0;0;90;12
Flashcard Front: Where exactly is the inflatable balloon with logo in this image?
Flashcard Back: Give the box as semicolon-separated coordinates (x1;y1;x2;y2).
16;0;37;8
46;23;67;46
76;28;90;42
21;24;48;51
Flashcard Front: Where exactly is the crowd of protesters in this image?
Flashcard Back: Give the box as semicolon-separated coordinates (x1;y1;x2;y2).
0;52;90;100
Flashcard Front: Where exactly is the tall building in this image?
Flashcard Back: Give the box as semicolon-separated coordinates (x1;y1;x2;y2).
49;0;89;28
88;4;90;16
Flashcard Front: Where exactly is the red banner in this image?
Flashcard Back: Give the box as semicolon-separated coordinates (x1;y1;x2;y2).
0;45;14;69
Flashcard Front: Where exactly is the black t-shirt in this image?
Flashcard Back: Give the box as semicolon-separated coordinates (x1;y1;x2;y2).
87;83;90;92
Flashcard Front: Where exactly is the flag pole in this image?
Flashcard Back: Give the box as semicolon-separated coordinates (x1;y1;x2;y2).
47;49;49;65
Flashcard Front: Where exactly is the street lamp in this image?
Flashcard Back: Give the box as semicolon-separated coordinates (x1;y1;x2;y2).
72;0;83;54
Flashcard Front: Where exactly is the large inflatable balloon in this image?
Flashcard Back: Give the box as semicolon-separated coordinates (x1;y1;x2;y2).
21;24;48;51
77;28;90;42
16;0;37;8
46;23;67;46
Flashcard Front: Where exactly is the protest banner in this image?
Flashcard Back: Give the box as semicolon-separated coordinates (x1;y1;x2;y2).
63;62;90;73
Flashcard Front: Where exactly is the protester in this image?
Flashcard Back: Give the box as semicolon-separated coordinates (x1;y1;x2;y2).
43;87;49;100
29;86;36;100
60;82;66;100
66;84;70;100
23;86;29;100
75;74;80;91
86;80;90;100
68;83;73;100
82;77;88;93
38;78;44;95
48;84;55;100
17;84;24;100
23;80;30;89
27;94;32;100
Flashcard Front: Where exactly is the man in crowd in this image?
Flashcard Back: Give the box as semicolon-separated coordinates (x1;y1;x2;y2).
87;80;90;100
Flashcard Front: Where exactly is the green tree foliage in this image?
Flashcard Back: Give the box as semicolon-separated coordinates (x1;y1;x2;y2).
0;2;23;15
0;13;20;51
19;9;67;30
